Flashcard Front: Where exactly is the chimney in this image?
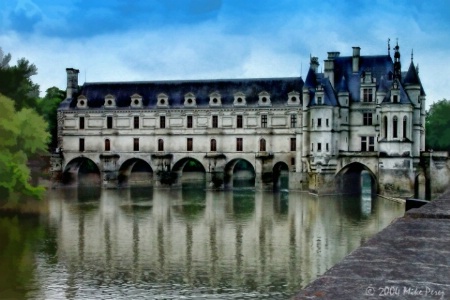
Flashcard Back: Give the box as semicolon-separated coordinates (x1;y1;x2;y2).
352;47;360;73
324;52;339;88
310;56;319;73
66;68;79;99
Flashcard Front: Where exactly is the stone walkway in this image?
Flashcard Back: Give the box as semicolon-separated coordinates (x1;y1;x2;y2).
293;191;450;300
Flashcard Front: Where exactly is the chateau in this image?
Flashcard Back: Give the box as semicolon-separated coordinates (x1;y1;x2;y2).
54;43;428;195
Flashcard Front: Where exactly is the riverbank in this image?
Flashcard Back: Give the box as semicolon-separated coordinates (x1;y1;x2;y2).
294;189;450;299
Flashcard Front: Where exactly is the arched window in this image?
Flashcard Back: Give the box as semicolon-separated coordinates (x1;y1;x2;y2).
403;116;407;139
210;139;217;152
105;139;110;151
393;116;398;138
158;139;164;151
260;138;266;151
383;116;388;138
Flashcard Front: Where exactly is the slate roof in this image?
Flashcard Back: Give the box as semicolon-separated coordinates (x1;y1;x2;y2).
59;77;304;110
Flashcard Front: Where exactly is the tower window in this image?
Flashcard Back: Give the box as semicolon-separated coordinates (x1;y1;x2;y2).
160;116;166;128
79;117;85;129
291;115;297;128
384;116;388;138
363;113;373;125
210;139;217;152
107;116;113;129
236;138;243;151
259;139;266;151
290;138;296;151
317;96;323;105
317;143;322;152
403;116;407;138
261;115;267;128
134;116;139;129
393;95;399;103
79;138;85;152
393;116;398;138
187;115;193;128
212;115;218;128
237;115;243;128
318;118;322;127
363;88;373;102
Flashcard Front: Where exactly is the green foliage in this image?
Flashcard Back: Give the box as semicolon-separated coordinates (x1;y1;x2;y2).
0;49;39;111
0;95;50;201
36;87;65;149
425;99;450;151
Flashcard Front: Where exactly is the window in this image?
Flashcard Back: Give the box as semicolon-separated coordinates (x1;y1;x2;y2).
403;116;407;139
363;88;373;102
261;115;267;128
291;115;297;128
134;116;139;129
105;139;110;151
363;113;373;125
260;139;266;151
311;119;314;127
291;157;295;166
187;138;193;151
384;116;388;138
187;116;193;128
107;116;113;129
158;139;164;151
236;138;243;151
393;116;398;138
79;138;85;152
210;139;217;152
318;118;322;127
393;95;399;103
237;115;243;128
160;116;166;128
326;143;329;152
317;96;323;105
326;118;329;127
361;136;375;151
212;115;218;128
79;117;85;129
318;143;322;152
311;143;314;152
133;138;139;151
290;138;296;151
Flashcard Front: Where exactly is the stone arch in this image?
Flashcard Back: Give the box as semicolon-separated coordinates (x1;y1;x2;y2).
172;157;207;186
224;158;256;189
273;161;289;190
336;162;377;194
62;157;101;186
118;158;153;186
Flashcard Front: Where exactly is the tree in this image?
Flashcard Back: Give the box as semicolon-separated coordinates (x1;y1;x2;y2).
0;94;50;201
37;87;65;150
0;48;39;111
425;99;450;151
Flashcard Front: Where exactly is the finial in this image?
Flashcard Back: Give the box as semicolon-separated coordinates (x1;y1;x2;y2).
411;49;414;62
388;38;390;56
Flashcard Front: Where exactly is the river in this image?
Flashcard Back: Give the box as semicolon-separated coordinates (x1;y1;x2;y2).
0;181;404;299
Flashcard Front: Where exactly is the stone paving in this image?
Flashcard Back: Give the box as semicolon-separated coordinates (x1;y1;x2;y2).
293;191;450;299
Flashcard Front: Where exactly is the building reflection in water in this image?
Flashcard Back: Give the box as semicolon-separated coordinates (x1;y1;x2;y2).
43;184;403;298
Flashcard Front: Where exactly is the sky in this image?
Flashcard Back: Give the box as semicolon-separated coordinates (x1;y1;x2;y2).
1;0;449;108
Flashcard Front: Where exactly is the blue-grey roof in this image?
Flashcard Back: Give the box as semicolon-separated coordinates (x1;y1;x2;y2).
59;77;304;109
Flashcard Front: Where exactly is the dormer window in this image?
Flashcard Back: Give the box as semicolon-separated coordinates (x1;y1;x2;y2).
258;91;271;106
209;91;222;106
317;96;323;105
157;93;169;107
130;93;143;108
104;94;116;108
184;92;197;107
362;88;374;102
233;92;246;106
77;95;88;109
287;91;300;106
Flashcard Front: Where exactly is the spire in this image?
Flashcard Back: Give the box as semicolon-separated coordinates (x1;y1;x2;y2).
388;38;391;56
411;49;414;62
404;61;421;86
393;39;401;81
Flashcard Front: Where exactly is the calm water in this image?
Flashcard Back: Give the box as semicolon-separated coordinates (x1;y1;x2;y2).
0;183;404;299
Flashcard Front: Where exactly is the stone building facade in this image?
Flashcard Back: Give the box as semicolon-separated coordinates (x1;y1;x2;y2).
54;43;427;195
